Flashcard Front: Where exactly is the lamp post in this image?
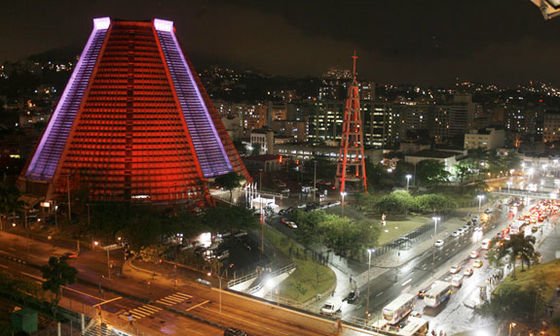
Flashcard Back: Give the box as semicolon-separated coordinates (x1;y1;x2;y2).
405;174;412;191
341;191;347;216
477;194;484;214
66;174;72;224
431;216;440;271
366;248;375;320
507;180;512;193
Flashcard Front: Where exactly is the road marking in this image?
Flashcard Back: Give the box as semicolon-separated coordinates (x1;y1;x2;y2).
401;278;412;287
121;304;162;321
186;299;210;312
155;292;192;306
93;296;122;308
375;292;384;297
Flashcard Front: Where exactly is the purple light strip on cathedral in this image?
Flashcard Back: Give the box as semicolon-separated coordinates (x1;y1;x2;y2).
155;19;232;178
25;18;109;180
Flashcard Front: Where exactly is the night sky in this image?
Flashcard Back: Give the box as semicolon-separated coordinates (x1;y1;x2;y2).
2;0;560;85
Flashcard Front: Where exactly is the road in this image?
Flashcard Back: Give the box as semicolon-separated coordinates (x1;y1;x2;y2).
0;230;376;336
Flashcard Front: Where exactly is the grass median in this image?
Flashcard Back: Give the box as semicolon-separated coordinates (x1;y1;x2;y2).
265;227;335;303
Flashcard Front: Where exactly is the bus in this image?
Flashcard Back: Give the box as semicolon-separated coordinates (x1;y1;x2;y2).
398;316;429;336
423;281;451;308
382;293;417;324
372;316;429;336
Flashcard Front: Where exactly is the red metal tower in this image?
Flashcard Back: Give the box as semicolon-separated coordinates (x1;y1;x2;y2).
335;52;368;194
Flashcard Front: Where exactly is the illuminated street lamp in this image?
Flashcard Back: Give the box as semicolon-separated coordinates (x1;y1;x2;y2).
477;195;485;213
405;174;412;191
431;216;440;271
366;248;375;320
340;191;347;216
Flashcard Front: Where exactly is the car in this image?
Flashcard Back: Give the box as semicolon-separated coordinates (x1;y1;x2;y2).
434;240;444;248
473;259;483;268
456;228;465;235
451;231;460;237
417;289;427;299
320;301;341;316
449;264;462;274
462;225;470;232
285;221;298;229
224;328;248;336
62;252;78;259
484;208;493;214
474;226;482;232
344;290;359;304
451;274;464;287
469;250;479;259
463;268;473;277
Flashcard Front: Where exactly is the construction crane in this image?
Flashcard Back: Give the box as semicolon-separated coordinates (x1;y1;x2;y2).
530;0;560;20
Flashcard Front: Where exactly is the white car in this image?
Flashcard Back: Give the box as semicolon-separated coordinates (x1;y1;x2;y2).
450;264;462;274
434;240;444;248
285;221;298;229
320;302;340;316
456;228;465;235
469;250;479;259
463;268;473;277
451;231;460;237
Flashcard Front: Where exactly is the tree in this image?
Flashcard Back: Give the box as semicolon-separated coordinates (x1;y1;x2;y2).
374;190;416;217
203;206;258;232
293;209;327;246
215;172;243;203
453;160;475;184
0;183;23;230
41;256;78;305
415;194;457;214
494;233;538;278
365;162;394;190
477;282;546;322
415;160;450;186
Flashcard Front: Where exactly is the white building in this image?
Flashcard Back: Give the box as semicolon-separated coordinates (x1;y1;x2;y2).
464;128;505;150
405;150;459;172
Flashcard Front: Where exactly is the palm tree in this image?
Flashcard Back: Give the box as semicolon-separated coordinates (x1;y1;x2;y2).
496;233;537;279
0;184;23;230
41;256;78;305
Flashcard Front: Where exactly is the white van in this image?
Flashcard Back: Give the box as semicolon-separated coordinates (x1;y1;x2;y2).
481;238;491;250
451;274;463;287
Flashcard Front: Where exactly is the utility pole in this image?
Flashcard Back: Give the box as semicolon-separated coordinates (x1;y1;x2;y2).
66;174;72;224
313;160;317;202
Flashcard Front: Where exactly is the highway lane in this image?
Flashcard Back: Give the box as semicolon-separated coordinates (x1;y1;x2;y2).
0;246;224;335
342;207;509;322
0;231;369;336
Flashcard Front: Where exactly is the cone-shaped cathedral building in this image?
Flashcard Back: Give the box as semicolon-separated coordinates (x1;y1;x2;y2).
19;18;251;206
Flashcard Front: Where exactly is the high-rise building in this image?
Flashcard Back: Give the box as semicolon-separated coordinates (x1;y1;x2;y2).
20;18;250;205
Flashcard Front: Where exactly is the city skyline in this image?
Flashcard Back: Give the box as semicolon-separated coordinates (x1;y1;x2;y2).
2;0;560;86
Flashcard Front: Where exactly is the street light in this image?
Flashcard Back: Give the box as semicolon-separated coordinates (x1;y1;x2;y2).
477;195;485;213
405;174;412;191
431;217;440;270
340;191;347;216
366;248;375;320
507;180;512;193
